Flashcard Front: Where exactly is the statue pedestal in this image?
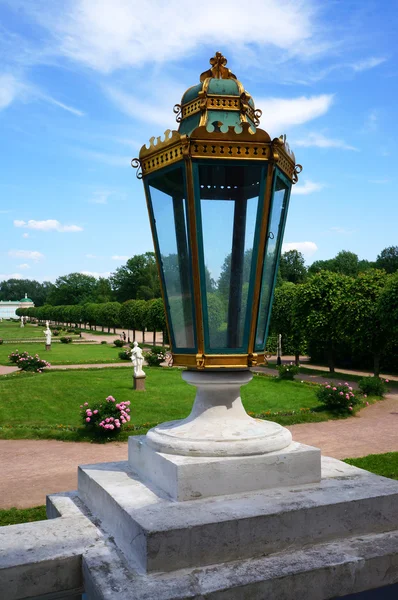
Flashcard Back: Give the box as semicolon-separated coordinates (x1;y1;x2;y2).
133;375;146;391
45;344;51;351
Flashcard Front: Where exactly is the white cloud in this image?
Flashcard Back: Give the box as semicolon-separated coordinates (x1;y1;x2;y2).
368;179;390;184
22;233;29;238
88;190;114;204
351;57;386;72
81;270;111;278
30;0;316;74
105;86;176;128
14;219;83;232
363;109;378;132
0;73;84;116
40;94;84;116
282;241;318;258
0;74;23;110
291;180;324;195
293;132;358;151
112;255;129;261
85;253;97;258
17;263;30;269
257;95;334;135
8;250;44;261
0;272;23;280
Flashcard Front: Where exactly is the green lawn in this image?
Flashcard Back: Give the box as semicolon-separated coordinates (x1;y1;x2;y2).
0;506;47;527
0;368;344;441
0;342;126;365
344;452;398;480
0;321;48;340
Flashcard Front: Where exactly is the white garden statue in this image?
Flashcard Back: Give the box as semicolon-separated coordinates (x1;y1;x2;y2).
131;341;145;378
44;321;52;347
20;316;25;328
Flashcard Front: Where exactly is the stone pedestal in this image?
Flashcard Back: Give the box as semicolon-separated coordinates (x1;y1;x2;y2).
133;375;146;391
45;344;51;351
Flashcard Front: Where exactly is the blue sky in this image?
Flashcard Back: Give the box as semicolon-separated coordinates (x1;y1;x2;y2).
0;0;397;283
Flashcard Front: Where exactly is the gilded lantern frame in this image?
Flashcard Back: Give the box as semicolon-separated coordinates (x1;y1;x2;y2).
135;123;301;370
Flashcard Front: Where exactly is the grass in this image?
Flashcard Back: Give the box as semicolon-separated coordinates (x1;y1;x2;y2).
0;367;350;442
0;321;49;340
0;505;47;526
344;452;398;480
0;342;127;366
2;451;397;526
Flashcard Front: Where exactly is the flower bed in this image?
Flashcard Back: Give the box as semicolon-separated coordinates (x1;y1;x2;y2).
316;381;360;413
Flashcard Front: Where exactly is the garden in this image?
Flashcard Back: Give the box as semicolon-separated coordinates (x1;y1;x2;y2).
0;366;382;442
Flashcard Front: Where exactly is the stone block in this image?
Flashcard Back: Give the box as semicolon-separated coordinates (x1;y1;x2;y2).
78;457;398;574
128;436;321;500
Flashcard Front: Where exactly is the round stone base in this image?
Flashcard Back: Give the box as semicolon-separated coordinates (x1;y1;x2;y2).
146;371;292;457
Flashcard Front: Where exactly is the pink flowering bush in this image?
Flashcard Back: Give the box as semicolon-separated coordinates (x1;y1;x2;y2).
81;395;131;438
316;381;360;413
9;350;50;373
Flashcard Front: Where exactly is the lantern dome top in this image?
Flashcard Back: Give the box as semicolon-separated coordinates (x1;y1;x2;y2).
175;52;261;136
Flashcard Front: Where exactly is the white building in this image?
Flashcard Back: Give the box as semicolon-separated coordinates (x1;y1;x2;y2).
0;294;35;319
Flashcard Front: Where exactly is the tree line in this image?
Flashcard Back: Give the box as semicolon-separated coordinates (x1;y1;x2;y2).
16;299;166;344
269;269;398;376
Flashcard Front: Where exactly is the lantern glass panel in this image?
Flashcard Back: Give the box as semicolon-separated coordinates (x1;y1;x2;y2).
196;163;264;351
255;173;290;351
147;167;196;350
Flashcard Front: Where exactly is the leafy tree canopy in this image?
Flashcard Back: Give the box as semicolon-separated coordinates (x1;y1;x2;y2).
0;279;54;306
375;246;398;274
279;250;307;284
47;273;99;306
110;252;160;302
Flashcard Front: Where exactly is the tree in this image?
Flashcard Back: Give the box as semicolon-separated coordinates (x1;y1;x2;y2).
82;303;100;330
278;250;307;284
295;271;351;373
375;246;398;274
0;278;54;306
48;273;98;306
379;272;398;337
97;302;121;333
269;282;305;365
146;298;166;345
110;253;160;302
343;270;389;377
95;278;114;303
308;251;360;277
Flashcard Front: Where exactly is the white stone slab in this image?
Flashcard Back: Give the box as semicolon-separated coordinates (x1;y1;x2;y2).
82;530;398;600
128;435;321;500
77;457;398;574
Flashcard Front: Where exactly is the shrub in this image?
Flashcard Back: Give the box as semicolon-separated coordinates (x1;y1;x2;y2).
67;328;75;333
277;362;300;380
52;330;60;336
81;395;131;438
358;376;388;397
9;350;50;372
100;340;107;345
144;346;167;367
0;339;3;345
113;339;124;347
316;382;360;413
119;349;132;360
60;337;73;344
9;350;29;364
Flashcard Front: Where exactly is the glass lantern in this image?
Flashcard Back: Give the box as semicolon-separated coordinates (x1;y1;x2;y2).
133;53;301;369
